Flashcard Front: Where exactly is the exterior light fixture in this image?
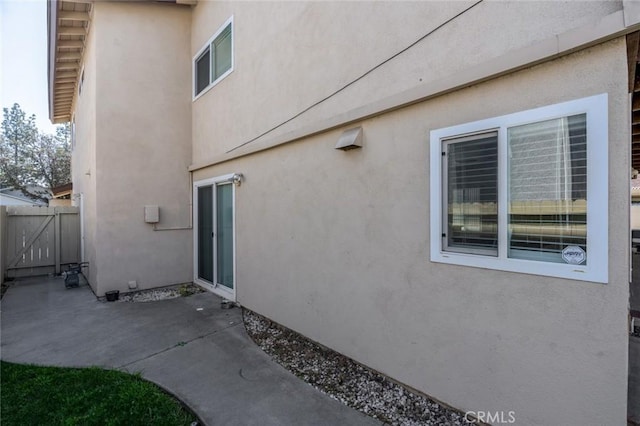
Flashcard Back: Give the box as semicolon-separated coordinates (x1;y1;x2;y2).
230;173;243;186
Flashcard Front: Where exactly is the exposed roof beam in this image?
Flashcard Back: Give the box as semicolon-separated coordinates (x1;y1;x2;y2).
57;27;86;36
56;52;81;61
59;11;90;21
55;69;79;75
55;64;79;71
57;40;84;49
56;71;78;79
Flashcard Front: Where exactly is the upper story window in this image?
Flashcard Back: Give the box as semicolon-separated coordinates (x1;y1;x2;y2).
71;116;76;151
194;16;233;99
430;94;608;283
78;68;85;97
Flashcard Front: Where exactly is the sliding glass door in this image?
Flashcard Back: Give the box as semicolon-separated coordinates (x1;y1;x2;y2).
197;186;214;283
215;183;234;290
194;176;235;300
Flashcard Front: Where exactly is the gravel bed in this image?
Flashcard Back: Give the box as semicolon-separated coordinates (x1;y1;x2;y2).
243;310;474;426
117;283;205;303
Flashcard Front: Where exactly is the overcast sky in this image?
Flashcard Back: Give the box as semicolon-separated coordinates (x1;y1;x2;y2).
1;0;58;134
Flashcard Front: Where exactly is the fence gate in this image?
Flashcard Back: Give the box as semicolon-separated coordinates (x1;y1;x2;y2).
2;206;80;279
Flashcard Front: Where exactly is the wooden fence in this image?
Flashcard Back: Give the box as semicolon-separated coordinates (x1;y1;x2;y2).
1;206;80;280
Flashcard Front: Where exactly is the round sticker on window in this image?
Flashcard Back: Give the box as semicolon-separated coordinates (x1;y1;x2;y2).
562;246;586;264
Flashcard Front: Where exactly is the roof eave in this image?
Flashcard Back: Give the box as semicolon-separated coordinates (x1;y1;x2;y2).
48;0;93;125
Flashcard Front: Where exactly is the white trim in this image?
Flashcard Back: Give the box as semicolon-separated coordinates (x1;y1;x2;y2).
430;93;608;283
193;174;237;301
192;16;234;101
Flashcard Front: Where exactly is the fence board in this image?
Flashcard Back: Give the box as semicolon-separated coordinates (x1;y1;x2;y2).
60;212;80;264
3;206;80;279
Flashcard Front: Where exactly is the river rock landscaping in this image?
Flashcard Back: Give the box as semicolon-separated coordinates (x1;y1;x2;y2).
243;309;474;426
117;283;205;303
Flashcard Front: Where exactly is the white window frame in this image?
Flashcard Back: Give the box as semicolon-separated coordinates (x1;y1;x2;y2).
193;174;237;301
71;116;76;151
192;16;234;101
78;67;84;96
430;93;608;283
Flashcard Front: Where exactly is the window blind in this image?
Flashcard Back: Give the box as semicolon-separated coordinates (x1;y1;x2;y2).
444;132;498;255
195;49;210;95
213;24;232;80
508;114;587;263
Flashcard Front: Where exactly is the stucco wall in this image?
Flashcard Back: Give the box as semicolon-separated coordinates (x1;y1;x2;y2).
71;17;98;289
89;2;193;295
193;37;629;425
190;0;622;163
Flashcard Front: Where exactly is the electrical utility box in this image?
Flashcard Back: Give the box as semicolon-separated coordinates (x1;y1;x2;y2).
144;205;160;223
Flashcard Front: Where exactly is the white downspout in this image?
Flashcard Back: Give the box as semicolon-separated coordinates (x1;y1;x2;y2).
79;192;85;263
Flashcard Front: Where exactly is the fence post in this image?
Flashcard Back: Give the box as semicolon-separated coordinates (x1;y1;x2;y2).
54;208;61;275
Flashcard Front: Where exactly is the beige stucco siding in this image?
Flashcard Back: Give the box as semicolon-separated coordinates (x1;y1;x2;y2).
191;0;622;164
89;2;193;295
193;38;629;425
71;17;98;288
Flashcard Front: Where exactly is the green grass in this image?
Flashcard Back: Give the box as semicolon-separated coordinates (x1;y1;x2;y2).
0;361;197;426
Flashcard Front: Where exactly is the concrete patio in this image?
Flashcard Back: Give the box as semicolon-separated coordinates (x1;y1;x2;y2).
0;276;379;426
